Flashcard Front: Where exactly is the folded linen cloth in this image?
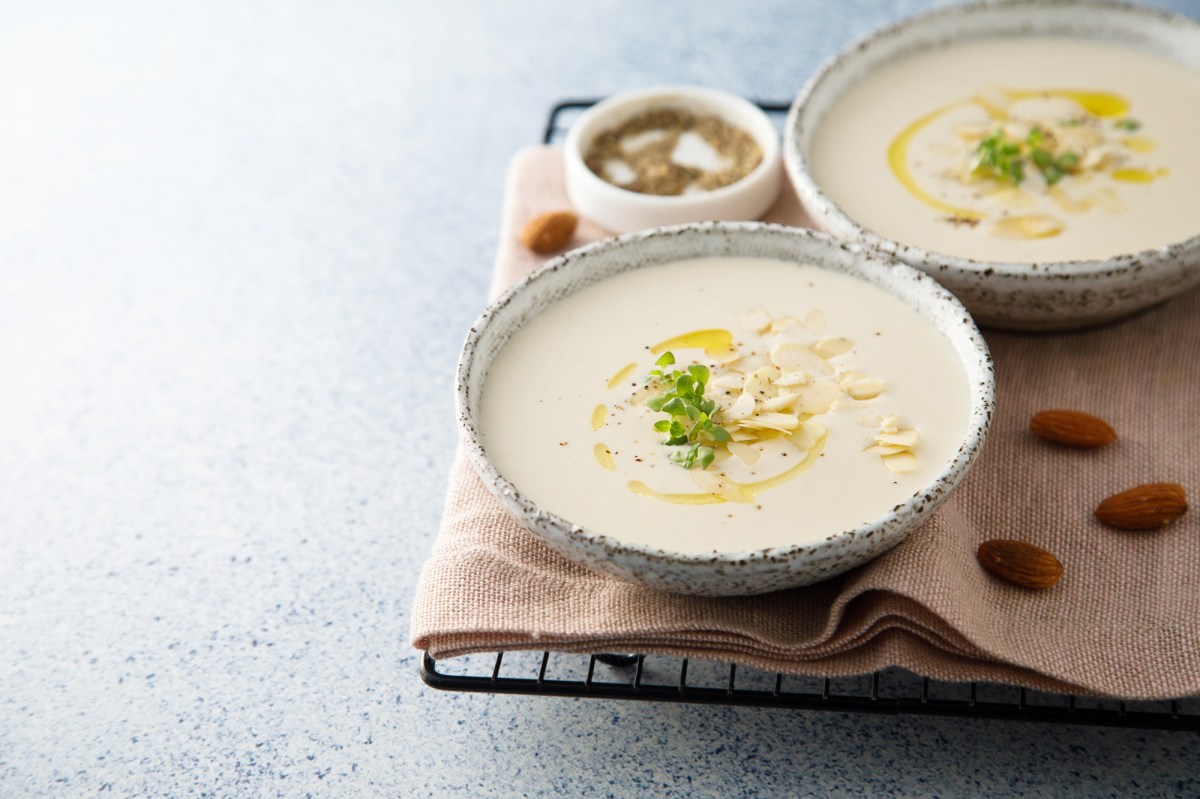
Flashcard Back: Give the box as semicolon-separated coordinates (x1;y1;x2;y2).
411;146;1200;699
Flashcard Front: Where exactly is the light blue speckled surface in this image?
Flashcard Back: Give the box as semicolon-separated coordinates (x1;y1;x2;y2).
2;1;1198;796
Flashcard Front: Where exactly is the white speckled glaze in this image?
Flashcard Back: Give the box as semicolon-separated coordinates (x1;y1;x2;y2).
456;223;994;596
785;0;1200;332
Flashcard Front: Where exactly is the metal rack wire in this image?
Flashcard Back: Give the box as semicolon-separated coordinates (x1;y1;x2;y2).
418;100;1200;733
422;651;1200;732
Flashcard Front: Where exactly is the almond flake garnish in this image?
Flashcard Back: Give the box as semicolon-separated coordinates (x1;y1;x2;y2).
725;391;756;420
726;441;761;465
760;393;798;413
738;307;772;334
770;342;833;376
739;413;800;431
882;452;918;474
847;378;887;400
867;417;919;473
813;337;854;359
625;306;916;504
774;371;810;387
877;430;918;448
791;382;842;415
769;316;804;332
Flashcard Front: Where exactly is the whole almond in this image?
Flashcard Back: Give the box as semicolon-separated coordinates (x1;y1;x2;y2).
519;210;578;254
1095;482;1189;530
977;539;1064;589
1030;409;1116;448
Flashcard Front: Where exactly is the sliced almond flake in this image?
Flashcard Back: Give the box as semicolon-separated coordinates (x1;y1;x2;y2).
837;370;865;386
760;393;797;412
769;341;833;376
769;316;803;332
729;429;758;443
1090;187;1125;213
880;415;900;433
726;441;761;466
723;391;756;420
813;337;853;359
743;366;782;401
1047;185;1090;214
790;420;826;452
774;370;809;387
803;309;826;334
847;378;887;400
882;451;918;474
737;307;772;334
791;381;842;415
730;353;769;373
714;347;743;365
710;373;744;390
740;413;800;431
865;443;908;456
878;429;919;448
992;213;1063;240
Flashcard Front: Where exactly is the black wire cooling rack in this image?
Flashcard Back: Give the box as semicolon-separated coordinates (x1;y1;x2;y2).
422;651;1200;732
419;100;1200;733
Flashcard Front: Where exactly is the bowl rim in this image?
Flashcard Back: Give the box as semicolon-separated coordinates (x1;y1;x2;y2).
563;84;782;208
783;0;1200;280
455;222;995;575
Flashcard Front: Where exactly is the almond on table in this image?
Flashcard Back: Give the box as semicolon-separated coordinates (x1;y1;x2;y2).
519;210;578;254
1029;409;1116;448
977;539;1064;589
1095;482;1189;530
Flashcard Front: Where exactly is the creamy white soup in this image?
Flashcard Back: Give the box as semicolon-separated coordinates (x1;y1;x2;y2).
811;37;1200;263
480;257;972;554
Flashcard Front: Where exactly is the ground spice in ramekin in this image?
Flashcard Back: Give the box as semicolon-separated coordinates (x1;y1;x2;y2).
583;108;762;196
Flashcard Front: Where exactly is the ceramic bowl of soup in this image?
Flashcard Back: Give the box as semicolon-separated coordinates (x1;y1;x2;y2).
457;223;994;596
785;0;1200;331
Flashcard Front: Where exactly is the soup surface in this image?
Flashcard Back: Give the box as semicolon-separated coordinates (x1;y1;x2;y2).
480;257;972;554
811;37;1200;262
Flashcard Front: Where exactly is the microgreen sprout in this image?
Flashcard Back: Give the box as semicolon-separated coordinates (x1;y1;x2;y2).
645;351;731;470
972;130;1025;184
972;128;1079;187
1114;118;1141;131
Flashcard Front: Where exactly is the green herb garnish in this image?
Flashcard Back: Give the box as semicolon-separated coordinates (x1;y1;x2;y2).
1114;118;1141;131
972;128;1078;187
646;351;731;470
972;130;1025;184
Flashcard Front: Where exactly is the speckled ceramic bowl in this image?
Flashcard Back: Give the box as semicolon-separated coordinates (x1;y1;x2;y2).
785;0;1200;331
456;223;994;596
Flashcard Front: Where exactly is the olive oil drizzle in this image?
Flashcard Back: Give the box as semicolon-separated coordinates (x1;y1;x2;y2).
888;100;982;220
627;431;827;506
887;88;1139;235
606;362;637;389
593;443;616;471
649;329;736;360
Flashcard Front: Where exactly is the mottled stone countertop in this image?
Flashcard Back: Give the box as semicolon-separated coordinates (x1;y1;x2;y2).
2;1;1198;796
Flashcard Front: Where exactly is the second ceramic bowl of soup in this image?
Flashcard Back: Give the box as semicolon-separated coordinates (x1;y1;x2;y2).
785;0;1200;330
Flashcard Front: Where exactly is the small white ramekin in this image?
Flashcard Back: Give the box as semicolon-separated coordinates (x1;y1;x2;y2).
564;86;782;234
